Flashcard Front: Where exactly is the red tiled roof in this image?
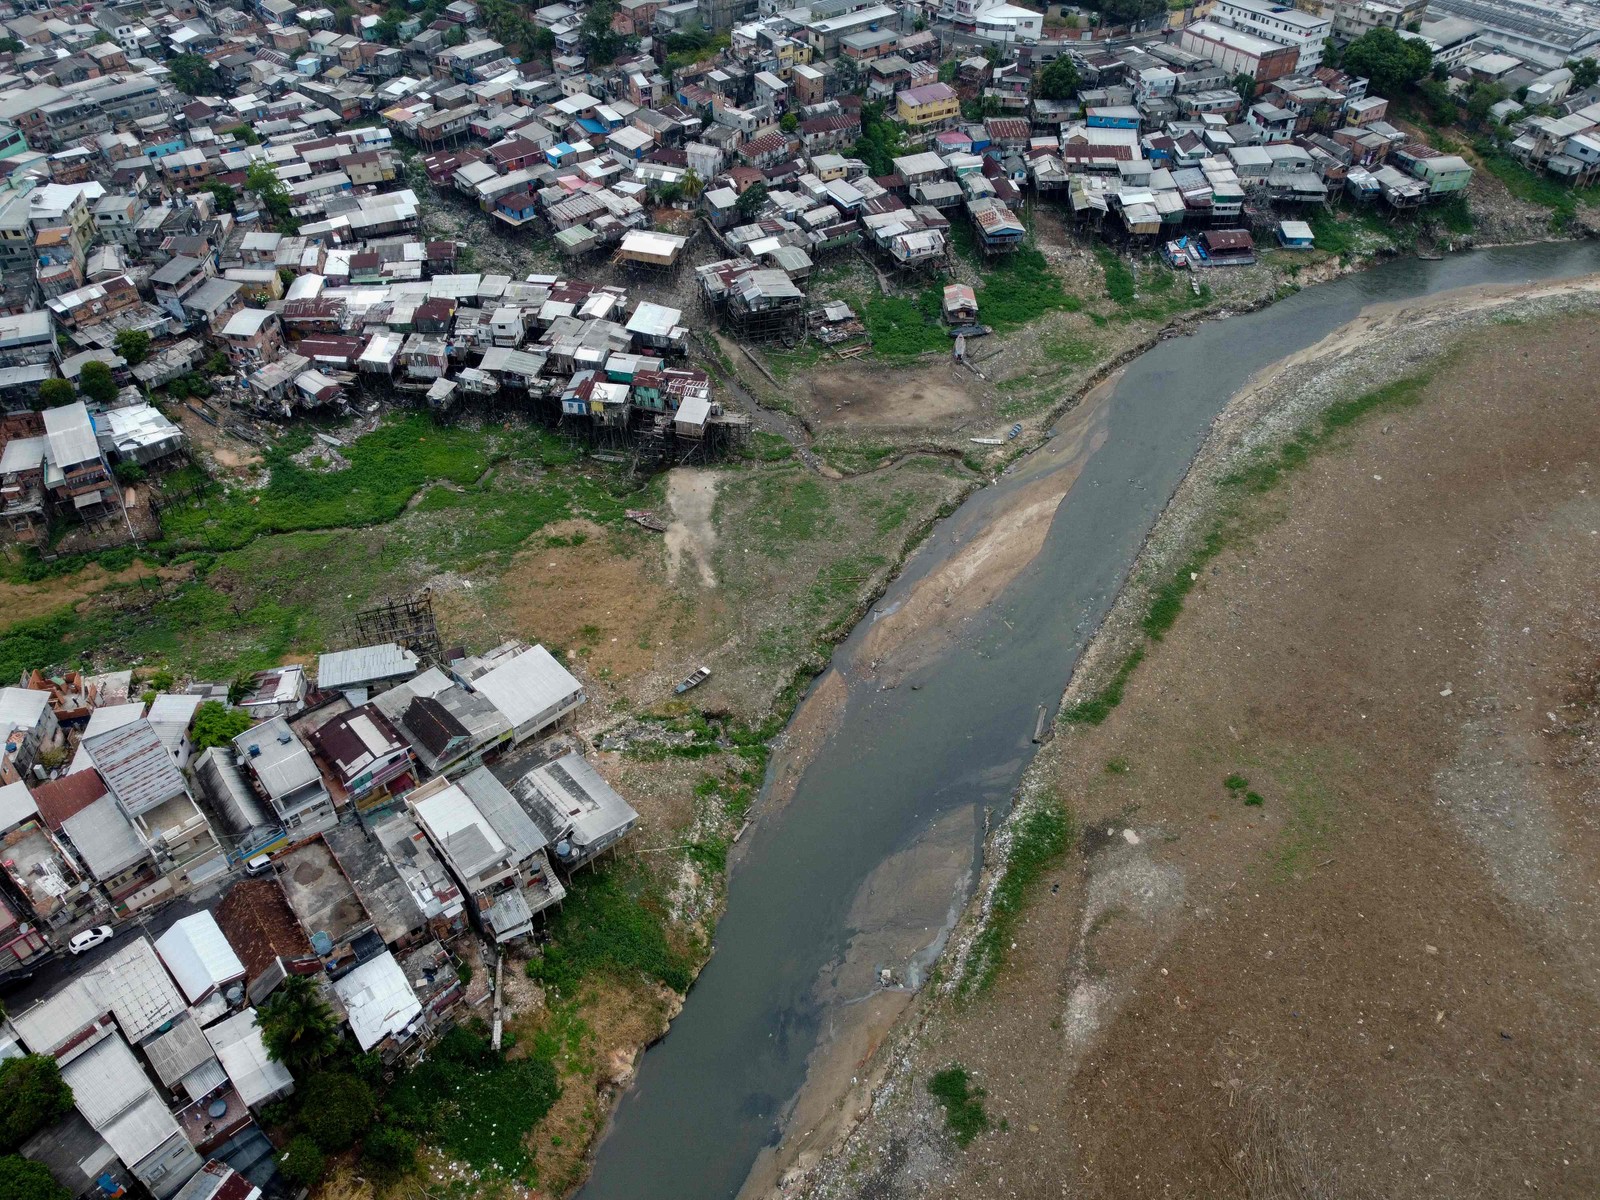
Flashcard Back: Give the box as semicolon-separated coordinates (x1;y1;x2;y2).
215;878;316;980
30;770;107;830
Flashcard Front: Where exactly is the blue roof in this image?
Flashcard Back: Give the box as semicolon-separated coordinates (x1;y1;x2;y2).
577;118;605;135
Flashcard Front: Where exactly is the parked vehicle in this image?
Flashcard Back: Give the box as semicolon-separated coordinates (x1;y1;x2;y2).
68;925;114;955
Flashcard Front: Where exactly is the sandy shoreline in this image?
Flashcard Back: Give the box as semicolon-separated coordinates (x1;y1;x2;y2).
765;266;1600;1200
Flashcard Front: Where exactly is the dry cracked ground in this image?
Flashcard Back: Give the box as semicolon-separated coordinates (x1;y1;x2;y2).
815;312;1600;1200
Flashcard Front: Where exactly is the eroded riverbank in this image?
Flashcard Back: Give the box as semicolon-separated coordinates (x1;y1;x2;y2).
790;270;1600;1200
575;240;1600;1200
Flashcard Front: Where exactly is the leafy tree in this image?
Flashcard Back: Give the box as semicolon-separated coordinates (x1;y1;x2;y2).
1092;0;1166;26
850;100;906;176
1416;76;1455;123
1569;57;1600;90
1233;72;1256;104
779;111;798;133
362;1126;417;1179
277;1136;325;1189
246;161;297;232
202;181;237;212
734;181;768;218
223;123;259;145
1036;54;1081;101
0;37;23;54
192;701;253;749
168;53;221;96
1464;80;1508;125
297;1074;373;1153
0;1056;75;1152
77;361;117;405
0;1155;69;1200
37;378;74;408
1340;27;1432;98
443;23;466;46
580;0;626;64
680;167;704;199
114;329;151;366
938;59;958;84
259;974;343;1075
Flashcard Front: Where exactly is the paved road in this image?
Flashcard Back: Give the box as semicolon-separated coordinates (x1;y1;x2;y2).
0;877;234;1010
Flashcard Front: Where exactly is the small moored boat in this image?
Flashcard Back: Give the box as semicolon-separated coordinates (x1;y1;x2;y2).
675;666;712;694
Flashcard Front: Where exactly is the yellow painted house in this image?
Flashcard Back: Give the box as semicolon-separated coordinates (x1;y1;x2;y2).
896;81;959;127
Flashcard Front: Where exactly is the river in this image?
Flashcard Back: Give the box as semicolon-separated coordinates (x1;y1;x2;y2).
576;240;1600;1200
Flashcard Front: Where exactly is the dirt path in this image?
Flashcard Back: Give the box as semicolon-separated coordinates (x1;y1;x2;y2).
664;468;719;588
798;288;1600;1200
0;559;191;631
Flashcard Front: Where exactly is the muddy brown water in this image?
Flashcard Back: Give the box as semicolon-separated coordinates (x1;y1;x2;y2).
576;242;1600;1200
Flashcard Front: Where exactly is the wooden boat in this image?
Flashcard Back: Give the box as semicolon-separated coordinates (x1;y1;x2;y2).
675;666;712;694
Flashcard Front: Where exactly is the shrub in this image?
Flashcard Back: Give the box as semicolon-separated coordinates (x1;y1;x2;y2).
277;1136;325;1188
525;865;692;995
0;1055;75;1152
190;701;254;751
362;1125;417;1178
298;1074;373;1153
0;1154;70;1200
928;1065;988;1146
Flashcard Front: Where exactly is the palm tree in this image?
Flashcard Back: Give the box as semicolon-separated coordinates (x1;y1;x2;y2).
258;975;343;1075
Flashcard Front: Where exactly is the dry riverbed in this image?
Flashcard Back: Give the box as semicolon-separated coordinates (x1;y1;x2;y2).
790;276;1600;1200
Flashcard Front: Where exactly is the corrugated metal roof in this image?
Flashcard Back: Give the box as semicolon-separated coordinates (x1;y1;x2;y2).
332;951;421;1052
94;936;187;1043
412;784;505;879
10;976;104;1056
154;912;245;1003
317;643;419;691
144;1016;215;1089
469;645;583;733
62;1034;155;1135
43;402;100;471
62;793;146;879
82;719;188;816
205;1008;293;1108
457;765;545;864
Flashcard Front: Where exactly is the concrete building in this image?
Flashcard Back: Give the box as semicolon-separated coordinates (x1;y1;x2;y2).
1424;0;1600;68
1210;0;1331;71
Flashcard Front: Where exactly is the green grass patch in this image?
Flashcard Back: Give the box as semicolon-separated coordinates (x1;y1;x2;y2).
1043;334;1099;366
1059;646;1144;725
862;290;948;357
1471;137;1598;224
1105;756;1130;775
1224;773;1249;792
1097;247;1136;305
928;1065;989;1145
742;470;835;556
963;790;1075;993
526;863;693;996
740;431;795;462
1432;194;1474;235
161;416;574;551
975;246;1083;331
383;1026;559;1183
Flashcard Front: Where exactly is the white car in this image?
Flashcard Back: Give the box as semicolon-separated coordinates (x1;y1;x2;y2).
67;925;113;956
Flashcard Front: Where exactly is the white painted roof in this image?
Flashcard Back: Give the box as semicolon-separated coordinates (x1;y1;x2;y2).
332;951;421;1051
154;912;246;1003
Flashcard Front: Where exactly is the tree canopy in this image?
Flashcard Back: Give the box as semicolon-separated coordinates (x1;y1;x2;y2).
259;974;343;1075
580;0;628;63
0;1055;74;1153
191;700;253;750
168;53;221;96
1088;0;1167;27
1035;55;1081;102
850;101;906;176
37;379;74;409
734;181;768;218
0;1156;69;1200
1570;57;1599;90
114;329;151;366
77;361;117;405
247;161;297;233
1341;27;1432;98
